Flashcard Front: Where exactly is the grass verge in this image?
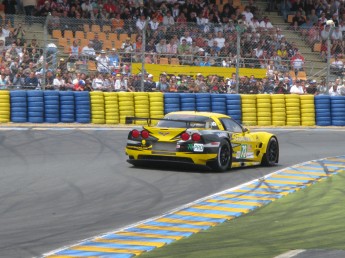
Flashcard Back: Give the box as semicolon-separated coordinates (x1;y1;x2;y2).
141;172;345;258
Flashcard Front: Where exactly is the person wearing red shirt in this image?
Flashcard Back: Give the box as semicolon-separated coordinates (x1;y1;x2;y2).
103;0;117;14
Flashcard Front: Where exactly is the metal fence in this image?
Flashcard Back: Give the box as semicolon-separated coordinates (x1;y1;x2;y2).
0;14;339;93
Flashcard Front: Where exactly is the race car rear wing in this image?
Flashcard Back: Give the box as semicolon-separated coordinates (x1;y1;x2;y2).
125;116;213;129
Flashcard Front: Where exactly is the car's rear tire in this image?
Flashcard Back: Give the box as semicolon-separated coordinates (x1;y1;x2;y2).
210;139;232;172
261;137;279;166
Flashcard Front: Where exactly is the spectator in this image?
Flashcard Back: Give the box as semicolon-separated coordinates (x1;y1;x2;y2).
24;71;39;89
331;26;343;41
155;38;167;56
92;72;105;91
82;41;96;59
144;74;156;92
274;80;289;94
163;11;174;28
108;48;120;70
156;73;169;92
149;16;160;32
290;79;305;94
92;33;103;53
331;39;344;57
3;0;16;28
69;39;81;61
290;50;305;77
95;50;110;73
291;10;306;31
53;73;65;90
22;0;37;25
110;13;124;34
136;14;147;32
121;37;134;53
259;16;274;32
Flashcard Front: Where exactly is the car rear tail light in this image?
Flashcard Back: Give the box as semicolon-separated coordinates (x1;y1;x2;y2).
181;132;190;141
141;130;150;139
191;133;201;142
131;129;140;138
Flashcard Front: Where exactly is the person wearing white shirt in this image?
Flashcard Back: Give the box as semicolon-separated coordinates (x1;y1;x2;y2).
259;16;274;30
95;50;110;73
82;41;96;58
331;27;343;41
214;31;225;49
53;73;65;90
241;6;253;23
290;80;305;94
136;15;147;32
162;11;175;27
329;83;341;96
180;31;193;45
149;17;160;31
248;17;260;32
92;73;105;91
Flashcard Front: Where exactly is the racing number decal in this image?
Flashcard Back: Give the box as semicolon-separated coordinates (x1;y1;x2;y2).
240;144;247;158
193;144;204;152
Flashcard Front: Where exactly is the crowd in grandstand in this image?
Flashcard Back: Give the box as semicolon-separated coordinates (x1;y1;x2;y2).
0;0;344;95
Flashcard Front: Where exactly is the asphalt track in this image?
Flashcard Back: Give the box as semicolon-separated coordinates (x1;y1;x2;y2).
0;127;344;258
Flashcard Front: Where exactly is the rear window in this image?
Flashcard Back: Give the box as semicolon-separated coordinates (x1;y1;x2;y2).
156;114;218;129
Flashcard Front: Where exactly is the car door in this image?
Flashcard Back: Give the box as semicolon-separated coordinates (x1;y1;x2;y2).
219;118;258;161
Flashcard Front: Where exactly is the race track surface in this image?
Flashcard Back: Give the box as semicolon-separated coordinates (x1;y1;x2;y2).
0;128;344;258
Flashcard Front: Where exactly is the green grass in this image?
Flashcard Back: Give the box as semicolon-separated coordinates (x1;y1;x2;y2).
141;172;345;258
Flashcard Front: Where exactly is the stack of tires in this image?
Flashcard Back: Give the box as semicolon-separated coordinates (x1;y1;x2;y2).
211;94;226;114
134;92;150;125
164;93;180;114
256;94;271;126
10;91;27;123
44;91;60;123
149;92;164;124
0;90;10;123
104;92;119;124
180;93;196;111
118;92;134;124
331;96;345;126
59;91;75;123
241;94;257;126
27;91;44;123
195;93;211;112
90;92;105;124
300;95;315;126
74;91;91;124
271;94;286;126
226;94;241;123
315;95;331;126
285;94;300;126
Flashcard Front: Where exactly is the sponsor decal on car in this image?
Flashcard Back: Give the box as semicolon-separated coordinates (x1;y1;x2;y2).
193;143;204;152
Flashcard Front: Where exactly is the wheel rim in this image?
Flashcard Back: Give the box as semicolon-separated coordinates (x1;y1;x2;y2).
268;140;278;162
219;144;230;166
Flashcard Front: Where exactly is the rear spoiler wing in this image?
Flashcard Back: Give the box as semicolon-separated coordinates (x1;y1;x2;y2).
125;117;212;128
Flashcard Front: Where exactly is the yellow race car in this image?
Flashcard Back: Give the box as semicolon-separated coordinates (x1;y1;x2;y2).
125;111;279;172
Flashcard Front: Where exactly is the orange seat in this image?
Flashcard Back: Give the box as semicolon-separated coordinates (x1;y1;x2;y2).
313;42;321;52
108;33;118;41
103;40;113;50
86;31;95;40
170;58;180;65
52;29;62;39
102;25;111;33
159;57;169;64
119;33;129;42
83;24;90;32
64;30;74;40
75;31;85;40
98;32;107;41
91;24;101;32
58;37;68;47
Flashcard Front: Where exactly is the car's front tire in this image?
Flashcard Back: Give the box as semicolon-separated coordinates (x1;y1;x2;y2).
210;139;232;172
261;137;279;166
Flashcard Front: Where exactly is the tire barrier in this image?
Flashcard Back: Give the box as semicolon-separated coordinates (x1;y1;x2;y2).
74;91;91;124
211;94;226;114
300;95;315;126
118;92;134;125
90;91;105;124
196;93;211;112
315;95;331;126
44;91;60;123
241;94;257;126
271;94;286;126
149;92;164;125
331;96;345;126
27;90;44;123
10;90;27;123
0;90;10;123
2;91;345;127
285;94;301;126
226;94;241;123
134;92;150;125
164;93;181;114
256;94;271;126
104;92;119;124
59;91;75;123
180;93;196;111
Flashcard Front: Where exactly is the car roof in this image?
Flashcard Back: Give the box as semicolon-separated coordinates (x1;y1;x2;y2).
166;111;230;119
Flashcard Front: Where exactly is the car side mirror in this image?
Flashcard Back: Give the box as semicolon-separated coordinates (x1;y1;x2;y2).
243;127;250;133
